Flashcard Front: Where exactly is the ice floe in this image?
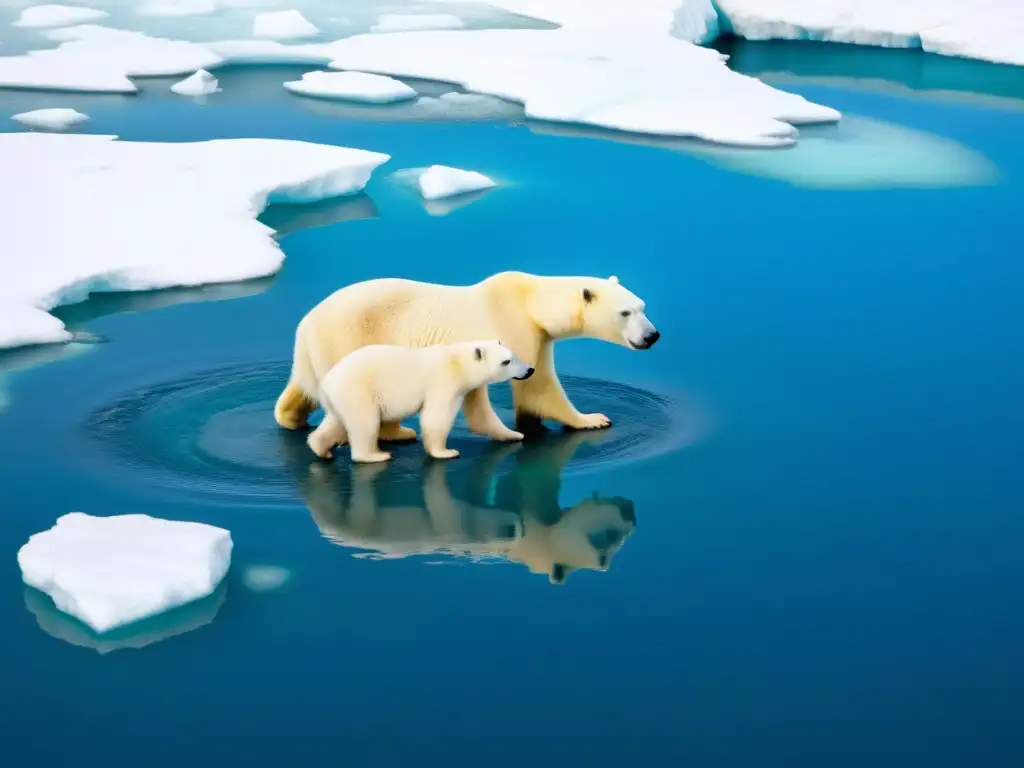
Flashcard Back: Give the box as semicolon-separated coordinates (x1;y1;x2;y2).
252;9;321;41
12;107;89;130
170;68;220;95
24;581;226;653
17;512;232;633
370;13;466;33
283;70;417;103
0;133;389;349
715;0;1024;67
12;4;108;29
410;164;497;200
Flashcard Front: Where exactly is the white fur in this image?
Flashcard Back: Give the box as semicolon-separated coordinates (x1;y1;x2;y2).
307;340;531;463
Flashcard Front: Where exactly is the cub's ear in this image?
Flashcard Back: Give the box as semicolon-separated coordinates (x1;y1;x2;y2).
582;288;594;303
608;275;619;284
474;347;483;361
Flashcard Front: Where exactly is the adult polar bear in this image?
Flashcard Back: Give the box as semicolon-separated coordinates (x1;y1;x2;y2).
274;271;660;441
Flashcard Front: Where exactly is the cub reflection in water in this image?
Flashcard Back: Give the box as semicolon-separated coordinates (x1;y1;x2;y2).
300;431;636;584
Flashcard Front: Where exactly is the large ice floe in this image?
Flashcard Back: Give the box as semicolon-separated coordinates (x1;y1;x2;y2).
283;70;418;103
713;0;1024;67
0;133;389;349
18;512;233;634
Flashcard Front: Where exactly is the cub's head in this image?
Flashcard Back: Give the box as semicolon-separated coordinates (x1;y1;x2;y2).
458;340;534;387
579;276;660;350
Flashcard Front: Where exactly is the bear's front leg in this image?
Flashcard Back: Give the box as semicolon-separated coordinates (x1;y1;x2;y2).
421;396;462;460
463;387;524;442
512;344;611;431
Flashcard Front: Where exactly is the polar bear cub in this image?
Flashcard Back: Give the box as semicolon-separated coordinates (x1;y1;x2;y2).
308;340;534;463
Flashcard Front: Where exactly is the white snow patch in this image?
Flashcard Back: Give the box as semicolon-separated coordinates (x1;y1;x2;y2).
370;13;466;33
322;26;839;147
17;512;233;634
716;0;1024;67
137;0;218;18
252;9;321;41
12;107;89;130
242;565;291;592
0;133;389;349
171;68;220;95
284;70;417;103
12;4;108;29
415;164;496;200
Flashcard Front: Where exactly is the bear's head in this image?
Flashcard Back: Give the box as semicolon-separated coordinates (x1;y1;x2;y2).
455;340;535;389
527;275;660;350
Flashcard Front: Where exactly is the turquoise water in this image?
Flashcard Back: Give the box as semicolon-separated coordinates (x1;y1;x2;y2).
2;48;1024;765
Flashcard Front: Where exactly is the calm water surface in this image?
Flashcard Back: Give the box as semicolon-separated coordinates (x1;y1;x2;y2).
1;44;1023;766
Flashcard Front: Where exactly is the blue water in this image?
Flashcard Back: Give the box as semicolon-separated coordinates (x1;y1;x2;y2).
2;49;1024;766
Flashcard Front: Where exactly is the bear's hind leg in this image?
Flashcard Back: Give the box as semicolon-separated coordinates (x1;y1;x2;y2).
275;381;317;430
307;412;347;459
379;422;418;442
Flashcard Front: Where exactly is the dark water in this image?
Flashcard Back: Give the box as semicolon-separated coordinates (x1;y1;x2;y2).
2;46;1023;766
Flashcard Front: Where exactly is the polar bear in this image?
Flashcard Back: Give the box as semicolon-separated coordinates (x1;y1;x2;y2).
274;271;659;441
307;339;534;463
301;431;636;583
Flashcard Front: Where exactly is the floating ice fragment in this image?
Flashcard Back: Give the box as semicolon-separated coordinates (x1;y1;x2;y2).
17;512;233;634
12;4;108;29
242;565;291;592
283;70;417;103
171;68;220;96
252;9;321;41
370;14;466;33
417;164;497;200
12;107;89;130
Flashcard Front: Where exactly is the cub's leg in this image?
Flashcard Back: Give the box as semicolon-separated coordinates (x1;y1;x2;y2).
306;412;348;460
379;421;418;442
341;394;391;464
420;395;462;460
463;386;524;441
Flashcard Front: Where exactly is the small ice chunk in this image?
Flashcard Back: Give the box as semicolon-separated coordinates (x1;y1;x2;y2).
252;9;321;40
418;164;496;200
12;4;108;29
284;70;417;103
17;512;233;634
137;0;218;18
370;13;466;33
171;69;220;96
242;565;291;592
12;107;89;130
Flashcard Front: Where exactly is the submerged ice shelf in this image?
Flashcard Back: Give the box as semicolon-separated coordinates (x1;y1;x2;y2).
0;133;389;349
18;512;232;634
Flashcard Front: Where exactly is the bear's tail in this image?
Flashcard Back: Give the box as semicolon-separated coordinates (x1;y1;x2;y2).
274;319;319;430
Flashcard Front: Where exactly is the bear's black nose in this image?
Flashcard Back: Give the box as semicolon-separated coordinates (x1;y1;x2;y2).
516;367;535;380
643;330;660;348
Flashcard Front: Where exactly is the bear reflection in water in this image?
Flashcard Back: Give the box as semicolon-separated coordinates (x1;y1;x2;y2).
299;430;635;584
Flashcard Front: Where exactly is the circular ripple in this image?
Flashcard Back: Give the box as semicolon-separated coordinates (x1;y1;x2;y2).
82;361;701;508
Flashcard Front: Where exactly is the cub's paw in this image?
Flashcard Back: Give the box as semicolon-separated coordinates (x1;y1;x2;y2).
429;448;461;460
576;412;612;430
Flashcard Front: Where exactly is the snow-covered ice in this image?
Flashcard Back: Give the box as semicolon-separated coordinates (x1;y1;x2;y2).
323;26;839;147
137;0;218;18
171;68;220;95
17;512;233;634
283;70;417;103
0;133;389;349
415;164;497;200
12;107;89;130
242;565;291;592
715;0;1024;67
252;10;321;41
12;4;108;29
370;13;466;33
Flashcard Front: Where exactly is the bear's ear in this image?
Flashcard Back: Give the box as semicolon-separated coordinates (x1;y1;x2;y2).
608;275;619;284
582;288;594;303
474;347;483;361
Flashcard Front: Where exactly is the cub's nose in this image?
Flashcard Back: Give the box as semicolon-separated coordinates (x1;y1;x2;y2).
520;367;535;379
643;330;660;348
